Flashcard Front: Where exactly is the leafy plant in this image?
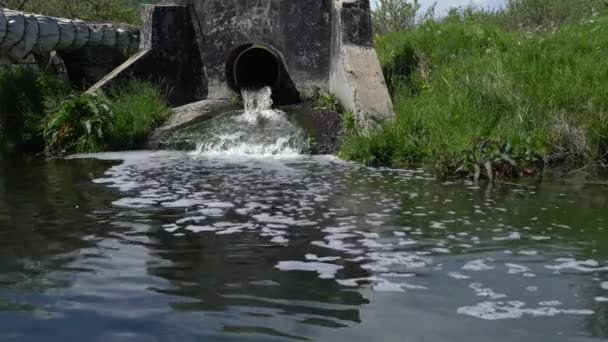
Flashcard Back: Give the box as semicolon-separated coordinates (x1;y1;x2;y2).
309;89;341;112
44;93;113;155
372;0;422;34
5;0;151;25
106;81;171;150
0;66;70;156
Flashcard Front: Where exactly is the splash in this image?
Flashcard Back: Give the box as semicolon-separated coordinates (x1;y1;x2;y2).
195;87;308;156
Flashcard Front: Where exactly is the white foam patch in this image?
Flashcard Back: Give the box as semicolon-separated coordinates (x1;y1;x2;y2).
463;259;495;271
457;301;594;320
469;283;507;299
275;261;343;279
595;297;608;303
373;281;406;293
112;197;158;209
506;263;531;275
448;272;471;280
539;301;562;307
185;225;218;233
271;236;289;244
311;240;363;255
546;258;608;273
305;254;341;262
161;199;204;208
493;232;521;241
601;282;608;290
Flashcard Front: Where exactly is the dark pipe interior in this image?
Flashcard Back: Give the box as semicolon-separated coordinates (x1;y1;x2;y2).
234;48;281;90
226;44;301;105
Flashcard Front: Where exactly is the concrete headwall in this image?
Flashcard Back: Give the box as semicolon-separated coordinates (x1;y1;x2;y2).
93;0;394;127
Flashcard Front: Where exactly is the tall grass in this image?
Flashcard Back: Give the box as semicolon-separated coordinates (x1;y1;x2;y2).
42;81;172;155
0;66;70;155
4;0;148;25
342;6;608;176
106;81;172;150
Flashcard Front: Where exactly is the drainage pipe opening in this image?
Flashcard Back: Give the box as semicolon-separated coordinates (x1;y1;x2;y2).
234;47;281;90
226;43;301;105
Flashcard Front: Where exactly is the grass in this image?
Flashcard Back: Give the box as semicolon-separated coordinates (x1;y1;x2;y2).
0;67;171;156
341;4;608;179
0;66;70;156
106;81;172;150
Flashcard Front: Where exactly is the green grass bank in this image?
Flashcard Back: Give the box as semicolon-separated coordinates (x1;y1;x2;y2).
341;1;608;179
0;66;171;157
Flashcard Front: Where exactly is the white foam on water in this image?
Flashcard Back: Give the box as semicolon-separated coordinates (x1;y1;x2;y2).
373;281;406;293
546;258;608;273
505;263;532;275
275;261;343;279
185;225;218;233
448;272;471;280
469;283;507;299
601;281;608;290
463;259;495;271
305;254;341;262
195;86;307;157
531;236;551;241
539;301;562;307
493;232;522;241
457;301;594;320
595;297;608;303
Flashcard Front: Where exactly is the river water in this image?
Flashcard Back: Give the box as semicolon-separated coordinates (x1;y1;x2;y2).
0;151;607;341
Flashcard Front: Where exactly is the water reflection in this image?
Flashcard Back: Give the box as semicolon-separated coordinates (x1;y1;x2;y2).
0;152;607;341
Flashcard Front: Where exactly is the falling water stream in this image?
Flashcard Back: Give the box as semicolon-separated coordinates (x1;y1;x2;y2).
195;87;308;156
0;88;607;341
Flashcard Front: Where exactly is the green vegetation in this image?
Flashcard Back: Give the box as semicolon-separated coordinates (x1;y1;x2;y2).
0;66;170;157
105;81;171;150
44;93;113;154
0;66;70;155
341;0;608;179
308;89;341;112
3;0;158;25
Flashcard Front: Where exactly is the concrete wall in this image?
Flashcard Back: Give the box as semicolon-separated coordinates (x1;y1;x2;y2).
94;0;394;126
159;0;333;99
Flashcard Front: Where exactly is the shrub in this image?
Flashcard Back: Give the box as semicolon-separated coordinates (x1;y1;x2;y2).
341;5;608;178
106;81;171;150
4;0;152;25
372;0;423;34
501;0;607;29
308;89;341;112
0;66;70;156
44;93;113;155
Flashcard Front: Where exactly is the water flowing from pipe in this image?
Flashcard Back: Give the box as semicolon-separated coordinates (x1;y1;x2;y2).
194;87;308;156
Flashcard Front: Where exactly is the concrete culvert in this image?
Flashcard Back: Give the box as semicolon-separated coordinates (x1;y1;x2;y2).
226;44;301;105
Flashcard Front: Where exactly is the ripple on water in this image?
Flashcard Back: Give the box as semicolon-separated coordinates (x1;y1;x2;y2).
71;150;608;338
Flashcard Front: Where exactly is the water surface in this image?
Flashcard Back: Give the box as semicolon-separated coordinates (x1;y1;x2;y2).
0;152;607;341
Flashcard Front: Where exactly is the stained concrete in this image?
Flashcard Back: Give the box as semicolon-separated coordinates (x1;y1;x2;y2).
93;0;394;128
